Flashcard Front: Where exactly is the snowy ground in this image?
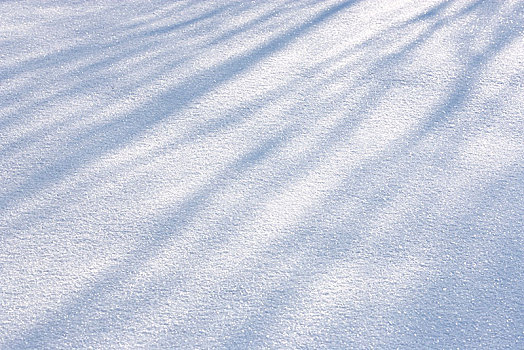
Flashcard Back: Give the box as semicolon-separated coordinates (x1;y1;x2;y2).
1;0;523;348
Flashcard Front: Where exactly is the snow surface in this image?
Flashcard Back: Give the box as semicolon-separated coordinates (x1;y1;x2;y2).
1;0;523;348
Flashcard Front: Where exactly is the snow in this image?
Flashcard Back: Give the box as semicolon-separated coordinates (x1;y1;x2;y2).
1;0;523;348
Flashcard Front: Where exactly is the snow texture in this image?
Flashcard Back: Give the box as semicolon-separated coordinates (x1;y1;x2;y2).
1;0;523;348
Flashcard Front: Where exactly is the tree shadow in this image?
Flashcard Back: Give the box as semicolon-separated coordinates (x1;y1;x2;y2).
2;0;523;348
